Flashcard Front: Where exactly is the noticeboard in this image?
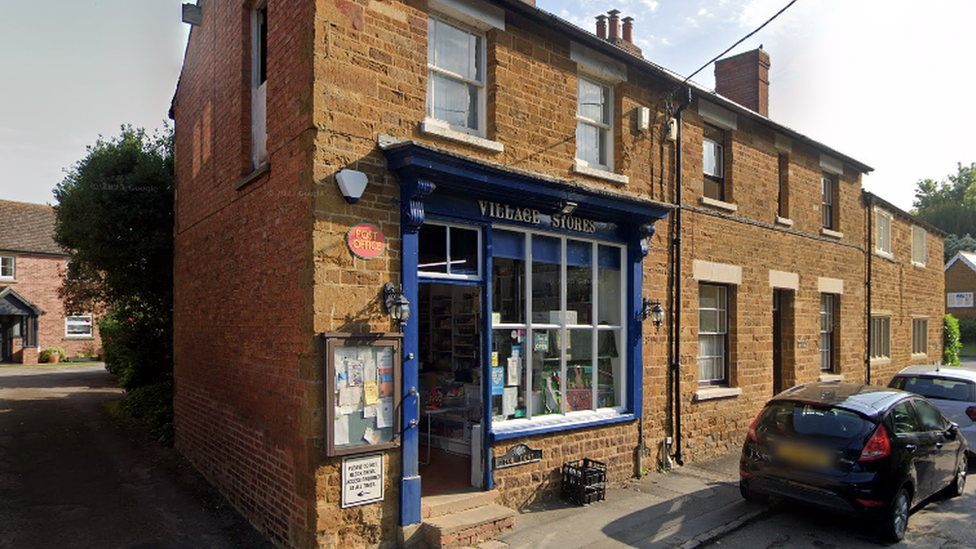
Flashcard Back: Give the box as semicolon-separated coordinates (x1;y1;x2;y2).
323;333;402;457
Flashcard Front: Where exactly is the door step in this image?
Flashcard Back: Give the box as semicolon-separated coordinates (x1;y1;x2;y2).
421;490;515;549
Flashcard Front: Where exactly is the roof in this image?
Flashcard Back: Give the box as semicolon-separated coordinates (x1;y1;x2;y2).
863;192;948;237
0;200;66;256
945;251;976;274
774;382;908;417
0;286;44;316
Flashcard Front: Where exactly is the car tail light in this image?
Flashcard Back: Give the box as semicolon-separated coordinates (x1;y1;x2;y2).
855;498;884;508
966;406;976;422
859;424;891;462
748;412;761;441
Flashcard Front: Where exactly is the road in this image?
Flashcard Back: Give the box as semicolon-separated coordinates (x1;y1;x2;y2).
0;365;271;549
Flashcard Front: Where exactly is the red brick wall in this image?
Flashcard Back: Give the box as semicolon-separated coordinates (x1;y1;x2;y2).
172;0;316;547
946;261;976;321
4;254;102;360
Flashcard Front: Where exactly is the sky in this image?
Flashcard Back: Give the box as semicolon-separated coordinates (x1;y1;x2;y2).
1;0;973;212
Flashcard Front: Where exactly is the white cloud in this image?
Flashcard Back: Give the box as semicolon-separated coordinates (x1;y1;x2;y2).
640;0;660;11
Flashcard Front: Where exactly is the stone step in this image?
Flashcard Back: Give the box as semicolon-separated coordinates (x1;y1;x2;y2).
422;489;500;519
423;503;516;549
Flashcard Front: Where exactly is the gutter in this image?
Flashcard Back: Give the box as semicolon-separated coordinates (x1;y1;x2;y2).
671;87;693;467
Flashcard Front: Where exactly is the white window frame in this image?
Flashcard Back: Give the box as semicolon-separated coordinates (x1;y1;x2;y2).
426;15;486;137
418;222;483;281
65;314;94;339
912;317;928;356
875;208;892;258
251;3;268;169
698;284;729;386
870;315;890;360
575;76;613;172
912;225;927;266
0;255;14;280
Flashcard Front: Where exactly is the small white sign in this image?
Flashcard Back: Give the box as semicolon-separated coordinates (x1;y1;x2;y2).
342;453;384;508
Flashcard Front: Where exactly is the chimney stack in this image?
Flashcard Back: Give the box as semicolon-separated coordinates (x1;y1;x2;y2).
608;10;620;40
595;9;642;58
714;47;770;117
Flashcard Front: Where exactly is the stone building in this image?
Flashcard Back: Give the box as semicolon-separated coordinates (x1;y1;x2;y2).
0;199;102;363
945;251;976;321
169;1;945;547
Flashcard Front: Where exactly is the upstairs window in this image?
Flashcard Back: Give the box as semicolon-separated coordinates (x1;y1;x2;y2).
821;173;836;230
912;226;927;266
777;153;789;219
875;209;892;257
427;16;485;136
251;4;268;168
0;256;13;279
703;124;725;200
575;77;612;170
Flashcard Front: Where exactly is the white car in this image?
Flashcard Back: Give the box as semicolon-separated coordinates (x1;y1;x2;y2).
889;365;976;455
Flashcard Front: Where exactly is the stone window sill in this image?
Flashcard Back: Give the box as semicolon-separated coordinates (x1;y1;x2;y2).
572;162;629;185
820;228;844;240
699;196;738;213
420;118;504;153
775;216;793;228
694;386;742;402
912;261;926;269
819;373;844;382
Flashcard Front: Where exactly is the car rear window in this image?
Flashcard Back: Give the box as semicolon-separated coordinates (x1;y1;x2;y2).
890;376;976;402
756;402;872;440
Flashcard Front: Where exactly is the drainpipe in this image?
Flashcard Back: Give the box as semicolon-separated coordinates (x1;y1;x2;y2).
865;192;873;384
671;87;693;467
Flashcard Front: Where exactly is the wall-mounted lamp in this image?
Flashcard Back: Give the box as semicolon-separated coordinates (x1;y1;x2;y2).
336;169;368;203
640;298;665;331
558;200;578;215
383;282;410;329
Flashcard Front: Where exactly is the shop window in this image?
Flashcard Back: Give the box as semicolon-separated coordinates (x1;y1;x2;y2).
912;318;928;355
912;226;927;266
870;315;890;359
820;294;837;372
576;77;612;171
427;16;485;136
418;223;481;279
66;315;94;339
0;255;14;279
697;284;729;386
490;229;625;424
251;3;268;169
703;124;725;201
875;209;892;257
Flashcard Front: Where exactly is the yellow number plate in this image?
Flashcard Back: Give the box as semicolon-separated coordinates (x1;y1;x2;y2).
777;443;831;469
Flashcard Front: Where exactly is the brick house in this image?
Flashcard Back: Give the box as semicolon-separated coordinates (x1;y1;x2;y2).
170;1;944;547
945;251;976;321
0;200;101;363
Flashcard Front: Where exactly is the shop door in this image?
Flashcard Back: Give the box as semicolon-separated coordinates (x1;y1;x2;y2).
417;282;483;496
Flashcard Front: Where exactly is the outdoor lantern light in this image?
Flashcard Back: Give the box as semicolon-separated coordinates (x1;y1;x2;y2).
336;169;368;203
640;298;665;331
558;200;578;215
383;282;410;329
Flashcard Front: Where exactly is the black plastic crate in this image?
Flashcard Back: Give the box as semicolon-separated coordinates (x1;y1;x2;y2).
561;458;607;505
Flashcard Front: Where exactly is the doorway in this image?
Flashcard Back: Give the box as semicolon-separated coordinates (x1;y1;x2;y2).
417;283;483;496
772;289;794;395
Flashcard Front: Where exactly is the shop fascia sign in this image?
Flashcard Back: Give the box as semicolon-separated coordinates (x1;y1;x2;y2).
478;200;596;234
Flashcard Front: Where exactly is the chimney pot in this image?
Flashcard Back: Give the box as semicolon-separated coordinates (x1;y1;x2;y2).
608;10;620;39
622;16;634;43
596;15;607;39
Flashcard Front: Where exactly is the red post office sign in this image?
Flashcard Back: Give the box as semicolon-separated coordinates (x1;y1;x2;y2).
347;223;386;259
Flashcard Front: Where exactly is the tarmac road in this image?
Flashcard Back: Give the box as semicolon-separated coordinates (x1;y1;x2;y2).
0;365;271;549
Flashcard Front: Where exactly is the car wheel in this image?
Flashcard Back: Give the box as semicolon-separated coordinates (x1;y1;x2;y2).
880;487;911;542
739;480;768;504
944;453;967;498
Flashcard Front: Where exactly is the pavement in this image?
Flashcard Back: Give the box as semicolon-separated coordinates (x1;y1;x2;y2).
492;449;766;549
0;364;271;549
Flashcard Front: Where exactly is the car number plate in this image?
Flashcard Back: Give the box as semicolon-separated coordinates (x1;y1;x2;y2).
776;443;831;469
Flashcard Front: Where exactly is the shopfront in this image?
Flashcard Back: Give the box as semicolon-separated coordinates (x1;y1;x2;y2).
382;141;670;525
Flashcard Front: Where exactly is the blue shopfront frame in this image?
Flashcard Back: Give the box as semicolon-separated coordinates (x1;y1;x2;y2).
382;141;670;526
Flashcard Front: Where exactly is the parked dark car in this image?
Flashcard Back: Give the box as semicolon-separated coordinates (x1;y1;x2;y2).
739;382;968;541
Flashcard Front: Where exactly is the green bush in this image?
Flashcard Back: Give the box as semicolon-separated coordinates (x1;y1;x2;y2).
123;380;174;446
959;317;976;343
99;307;172;391
945;314;962;366
39;347;67;363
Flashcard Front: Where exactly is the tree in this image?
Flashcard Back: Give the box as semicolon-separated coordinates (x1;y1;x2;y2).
944;233;976;263
912;162;976;262
54;126;174;390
